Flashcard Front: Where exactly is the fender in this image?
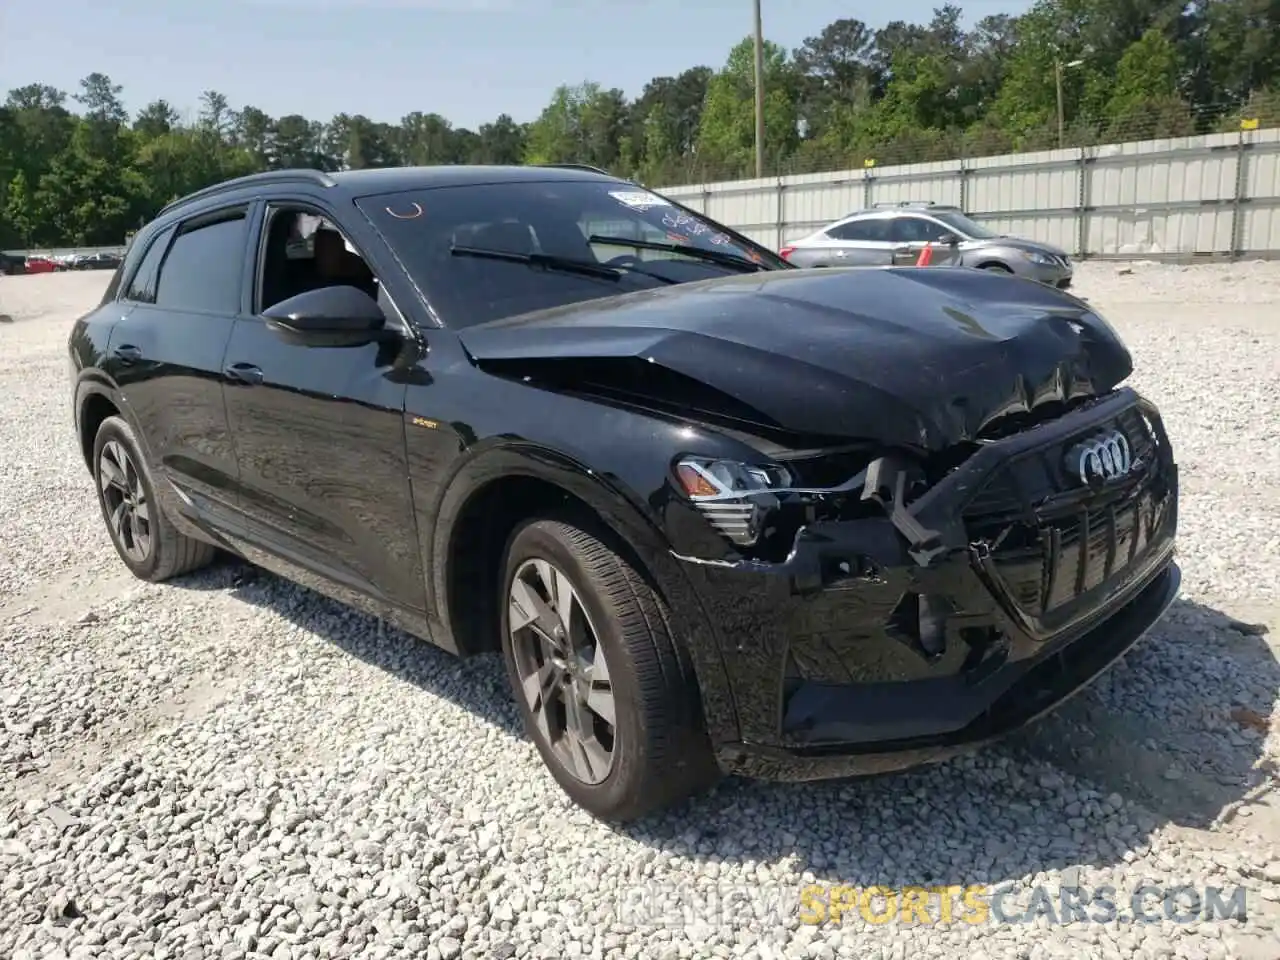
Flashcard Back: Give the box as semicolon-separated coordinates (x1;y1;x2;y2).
427;439;742;744
73;373;153;469
73;372;213;545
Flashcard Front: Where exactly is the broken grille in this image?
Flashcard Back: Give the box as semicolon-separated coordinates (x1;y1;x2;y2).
962;405;1174;625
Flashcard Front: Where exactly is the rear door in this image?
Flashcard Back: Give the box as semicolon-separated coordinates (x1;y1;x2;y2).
103;205;251;525
824;217;894;265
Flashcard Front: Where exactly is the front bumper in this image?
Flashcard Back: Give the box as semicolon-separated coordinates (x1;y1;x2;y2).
1021;258;1073;289
674;388;1178;781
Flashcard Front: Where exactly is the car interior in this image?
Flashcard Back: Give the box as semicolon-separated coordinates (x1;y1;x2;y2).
445;207;671;264
259;209;380;312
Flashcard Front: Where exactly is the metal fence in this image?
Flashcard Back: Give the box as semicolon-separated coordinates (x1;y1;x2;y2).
659;127;1280;259
9;127;1280;262
1;245;127;259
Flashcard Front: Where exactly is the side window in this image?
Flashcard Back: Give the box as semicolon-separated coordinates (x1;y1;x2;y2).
888;217;949;244
827;220;873;241
154;211;247;314
916;218;953;242
122;226;175;304
829;219;892;242
257;206;381;313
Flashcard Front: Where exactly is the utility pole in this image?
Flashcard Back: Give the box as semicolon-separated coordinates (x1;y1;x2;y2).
1056;58;1084;149
753;0;765;178
1055;59;1064;148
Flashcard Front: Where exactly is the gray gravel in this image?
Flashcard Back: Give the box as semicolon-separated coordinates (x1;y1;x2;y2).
1;263;1279;960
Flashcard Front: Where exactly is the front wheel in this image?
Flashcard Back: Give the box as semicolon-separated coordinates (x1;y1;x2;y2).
979;262;1014;274
499;518;717;821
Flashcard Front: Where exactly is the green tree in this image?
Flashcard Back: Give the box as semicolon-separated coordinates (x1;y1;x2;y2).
234;106;274;164
474;114;526;165
75;73;127;126
398;112;458;165
793;19;876;141
1110;28;1179;115
3;2;1280;248
628;67;712;183
696;37;800;178
198;90;233;138
31;123;143;244
4;169;38;247
134;100;180;139
524;82;627;170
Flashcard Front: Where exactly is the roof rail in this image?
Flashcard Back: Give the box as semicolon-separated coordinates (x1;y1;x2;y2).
158;169;338;217
871;199;937;209
532;162;614;176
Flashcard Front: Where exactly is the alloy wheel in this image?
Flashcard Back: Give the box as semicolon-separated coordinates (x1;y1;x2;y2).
508;558;617;784
98;439;151;564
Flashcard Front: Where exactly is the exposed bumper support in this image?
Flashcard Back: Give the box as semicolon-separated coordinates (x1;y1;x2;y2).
716;560;1179;781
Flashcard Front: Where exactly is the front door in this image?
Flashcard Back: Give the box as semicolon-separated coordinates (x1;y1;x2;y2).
220;201;425;613
102;207;250;524
888;215;958;266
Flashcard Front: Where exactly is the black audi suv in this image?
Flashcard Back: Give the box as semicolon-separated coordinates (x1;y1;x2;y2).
68;164;1180;821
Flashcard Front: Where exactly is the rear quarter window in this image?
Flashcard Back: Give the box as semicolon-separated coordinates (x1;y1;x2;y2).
121;226;176;304
827;220;888;242
99;262;126;305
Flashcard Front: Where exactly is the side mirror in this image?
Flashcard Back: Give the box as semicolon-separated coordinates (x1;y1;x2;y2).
262;285;388;347
939;232;961;246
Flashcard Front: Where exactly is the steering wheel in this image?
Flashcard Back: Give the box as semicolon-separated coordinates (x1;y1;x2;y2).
603;253;645;269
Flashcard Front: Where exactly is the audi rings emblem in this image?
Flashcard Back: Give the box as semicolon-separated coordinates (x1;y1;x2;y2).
1067;429;1134;486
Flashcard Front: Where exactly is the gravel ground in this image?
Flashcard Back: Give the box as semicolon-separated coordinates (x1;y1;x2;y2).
1;262;1278;960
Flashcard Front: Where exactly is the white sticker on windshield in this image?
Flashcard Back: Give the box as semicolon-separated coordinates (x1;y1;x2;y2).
609;190;671;210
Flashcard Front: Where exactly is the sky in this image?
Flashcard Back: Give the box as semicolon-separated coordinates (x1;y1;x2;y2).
1;0;1033;131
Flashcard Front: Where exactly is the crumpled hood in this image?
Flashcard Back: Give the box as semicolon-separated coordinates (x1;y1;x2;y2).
458;266;1132;451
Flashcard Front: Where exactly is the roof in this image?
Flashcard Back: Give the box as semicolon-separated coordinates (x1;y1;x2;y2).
158;163;623;217
330;163;619;195
851;203;963;217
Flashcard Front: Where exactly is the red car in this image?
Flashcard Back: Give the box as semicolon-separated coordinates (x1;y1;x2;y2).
23;257;57;274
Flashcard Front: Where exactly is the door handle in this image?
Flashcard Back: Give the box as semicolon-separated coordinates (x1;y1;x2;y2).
224;362;264;385
113;344;142;363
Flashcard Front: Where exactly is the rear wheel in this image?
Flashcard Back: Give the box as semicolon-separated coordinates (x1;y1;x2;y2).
92;416;217;582
499;517;717;821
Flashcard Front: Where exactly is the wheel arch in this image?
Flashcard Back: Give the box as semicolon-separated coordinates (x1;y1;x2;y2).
429;442;740;743
74;378;131;474
977;259;1014;272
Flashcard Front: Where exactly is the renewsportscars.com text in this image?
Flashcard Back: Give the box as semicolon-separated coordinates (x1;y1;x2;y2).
613;882;1250;929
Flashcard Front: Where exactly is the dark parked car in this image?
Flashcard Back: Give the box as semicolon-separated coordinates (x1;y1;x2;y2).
69;165;1180;821
69;251;123;271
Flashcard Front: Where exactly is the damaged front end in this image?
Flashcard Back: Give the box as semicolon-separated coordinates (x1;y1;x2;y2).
664;387;1180;781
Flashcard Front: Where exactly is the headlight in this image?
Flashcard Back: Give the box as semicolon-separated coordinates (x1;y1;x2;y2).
674;457;793;546
1023;251;1057;266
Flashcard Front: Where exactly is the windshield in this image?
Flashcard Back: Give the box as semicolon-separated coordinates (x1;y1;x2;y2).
932;210;1000;240
356;179;787;329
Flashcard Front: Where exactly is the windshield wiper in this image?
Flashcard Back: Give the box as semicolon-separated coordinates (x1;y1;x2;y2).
587;235;765;272
450;244;676;284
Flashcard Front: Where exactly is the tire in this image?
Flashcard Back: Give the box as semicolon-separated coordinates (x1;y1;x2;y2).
92;415;217;582
499;517;718;821
979;262;1014;274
